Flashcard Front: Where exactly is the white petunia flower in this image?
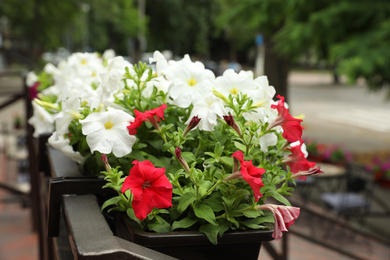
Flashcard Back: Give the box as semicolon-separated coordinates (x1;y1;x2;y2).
243;75;278;124
185;93;227;131
102;49;116;60
259;132;278;152
54;97;82;135
166;54;215;108
43;63;60;75
214;69;258;99
143;76;170;98
80;107;136;157
99;56;133;102
28;101;55;137
48;132;84;163
26;72;38;87
149;50;169;76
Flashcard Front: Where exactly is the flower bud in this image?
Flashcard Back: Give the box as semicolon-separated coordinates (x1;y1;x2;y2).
175;147;190;173
183;116;201;137
101;154;111;172
212;88;230;104
223;114;242;136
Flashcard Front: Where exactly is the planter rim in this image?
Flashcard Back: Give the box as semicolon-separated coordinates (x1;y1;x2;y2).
118;215;274;248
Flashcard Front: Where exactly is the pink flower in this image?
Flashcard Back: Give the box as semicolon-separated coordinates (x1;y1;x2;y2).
267;95;304;143
257;204;300;241
228;151;265;202
121;160;173;220
127;104;168;135
283;144;316;179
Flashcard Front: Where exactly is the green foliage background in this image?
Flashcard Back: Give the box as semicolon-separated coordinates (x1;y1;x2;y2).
2;0;390;94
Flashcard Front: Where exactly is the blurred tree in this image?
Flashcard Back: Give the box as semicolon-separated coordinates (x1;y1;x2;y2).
0;0;81;66
0;0;139;66
145;0;219;58
84;0;139;56
216;0;290;100
217;0;390;99
275;0;390;95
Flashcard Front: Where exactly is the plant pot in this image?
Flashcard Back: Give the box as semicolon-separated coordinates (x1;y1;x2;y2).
114;214;274;260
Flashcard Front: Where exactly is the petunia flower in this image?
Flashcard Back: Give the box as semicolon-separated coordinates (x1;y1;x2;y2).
283;142;316;178
99;56;133;101
121;160;173;220
267;95;304;143
185;93;227;131
166;54;215;108
28;100;55;137
54;97;83;135
26;71;38;87
48;131;84;163
127;104;168;135
226;151;265;202
256;204;300;241
80;107;136;157
214;69;258;99
259;132;278;153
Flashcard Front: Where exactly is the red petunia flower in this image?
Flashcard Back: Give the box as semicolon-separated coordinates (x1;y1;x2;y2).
230;151;265;202
257;204;300;241
284;144;316;178
121;160;173;220
127;104;168;135
267;95;304;143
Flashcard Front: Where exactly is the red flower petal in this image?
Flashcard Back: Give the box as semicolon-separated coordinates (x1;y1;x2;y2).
270;95;304;143
231;151;265;202
121;160;172;220
285;145;316;175
127;104;168;135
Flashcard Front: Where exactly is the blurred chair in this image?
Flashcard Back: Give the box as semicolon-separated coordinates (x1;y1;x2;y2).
320;164;372;248
295;176;317;202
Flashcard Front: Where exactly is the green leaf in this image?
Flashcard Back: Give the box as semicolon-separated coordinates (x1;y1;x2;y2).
148;216;171;232
242;208;261;218
172;217;198;230
177;191;197;214
101;196;122;212
193;204;217;226
182;152;196;163
234;141;246;152
220;156;233;167
204;193;225;212
204;158;216;164
126;208;141;225
240;218;270;229
217;219;231;237
268;190;291;206
199;223;220;245
222;196;235;209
